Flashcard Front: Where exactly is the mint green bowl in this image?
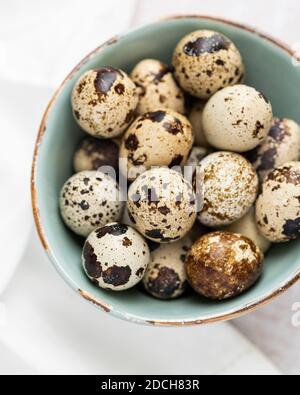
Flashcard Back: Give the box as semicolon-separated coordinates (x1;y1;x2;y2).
32;16;300;326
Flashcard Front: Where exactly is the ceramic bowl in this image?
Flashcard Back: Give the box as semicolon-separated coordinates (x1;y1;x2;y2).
32;15;300;326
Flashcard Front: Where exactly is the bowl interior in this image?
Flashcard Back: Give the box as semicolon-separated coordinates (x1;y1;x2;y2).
34;17;300;324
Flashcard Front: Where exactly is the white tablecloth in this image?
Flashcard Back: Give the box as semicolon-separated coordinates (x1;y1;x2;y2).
1;0;299;375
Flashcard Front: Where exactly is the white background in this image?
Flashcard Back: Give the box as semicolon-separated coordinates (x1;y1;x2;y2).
0;0;300;375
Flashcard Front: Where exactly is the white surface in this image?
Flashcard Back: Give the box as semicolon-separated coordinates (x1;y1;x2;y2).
0;0;299;375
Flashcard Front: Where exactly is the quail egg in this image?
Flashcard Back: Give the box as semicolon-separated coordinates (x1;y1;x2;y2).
120;109;194;181
202;85;273;152
246;118;300;181
131;59;185;115
82;223;150;291
188;101;210;147
127;168;197;243
143;237;191;300
186;231;264;300
225;207;271;253
72;67;138;138
73;137;119;173
59;171;123;237
198;152;259;227
173;30;245;99
256;162;300;242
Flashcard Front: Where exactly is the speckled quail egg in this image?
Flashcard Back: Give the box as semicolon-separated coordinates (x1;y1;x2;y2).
202;85;273;152
131;59;185;115
186;231;264;300
198;152;259;227
82;223;150;291
120;110;194;181
173;30;245;99
59;171;123;237
72;67;138;138
225;207;271;253
256;162;300;242
143;237;192;300
246;118;300;181
188;101;210;147
73;137;119;173
127;168;197;243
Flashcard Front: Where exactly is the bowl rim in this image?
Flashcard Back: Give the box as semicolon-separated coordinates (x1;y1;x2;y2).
31;14;300;327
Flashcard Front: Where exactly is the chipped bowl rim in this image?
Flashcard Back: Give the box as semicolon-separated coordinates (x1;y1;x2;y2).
31;14;300;327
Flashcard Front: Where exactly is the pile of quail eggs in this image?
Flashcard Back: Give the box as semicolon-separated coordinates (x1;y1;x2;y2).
59;30;300;301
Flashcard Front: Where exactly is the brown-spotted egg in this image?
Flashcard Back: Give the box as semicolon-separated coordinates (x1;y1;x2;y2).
186;231;263;300
59;171;123;237
72;67;138;138
73;137;119;173
82;223;150;291
256;162;300;242
246;118;300;181
143;238;192;300
202;85;273;152
120;110;194;181
197;152;259;227
131;59;185;115
127;168;197;243
173;30;245;99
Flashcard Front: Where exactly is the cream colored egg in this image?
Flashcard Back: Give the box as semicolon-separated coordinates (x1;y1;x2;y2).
198;152;259;227
131;59;185;115
143;237;192;299
72;67;138;138
59;171;123;237
82;224;150;291
202;85;273;152
127;168;197;243
247;118;300;181
173;30;245;99
120;109;194;181
256;162;300;242
73;137;119;173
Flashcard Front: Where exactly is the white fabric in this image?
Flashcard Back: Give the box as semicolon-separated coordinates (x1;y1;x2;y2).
1;0;297;375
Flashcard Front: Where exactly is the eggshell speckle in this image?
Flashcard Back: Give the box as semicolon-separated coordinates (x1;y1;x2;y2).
256;162;300;242
143;238;192;299
202;85;273;152
120;109;194;181
131;59;185;115
246;118;300;181
72;67;138;138
186;231;263;300
59;171;123;237
173;30;245;99
82;223;150;291
127;168;197;243
198;152;259;227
